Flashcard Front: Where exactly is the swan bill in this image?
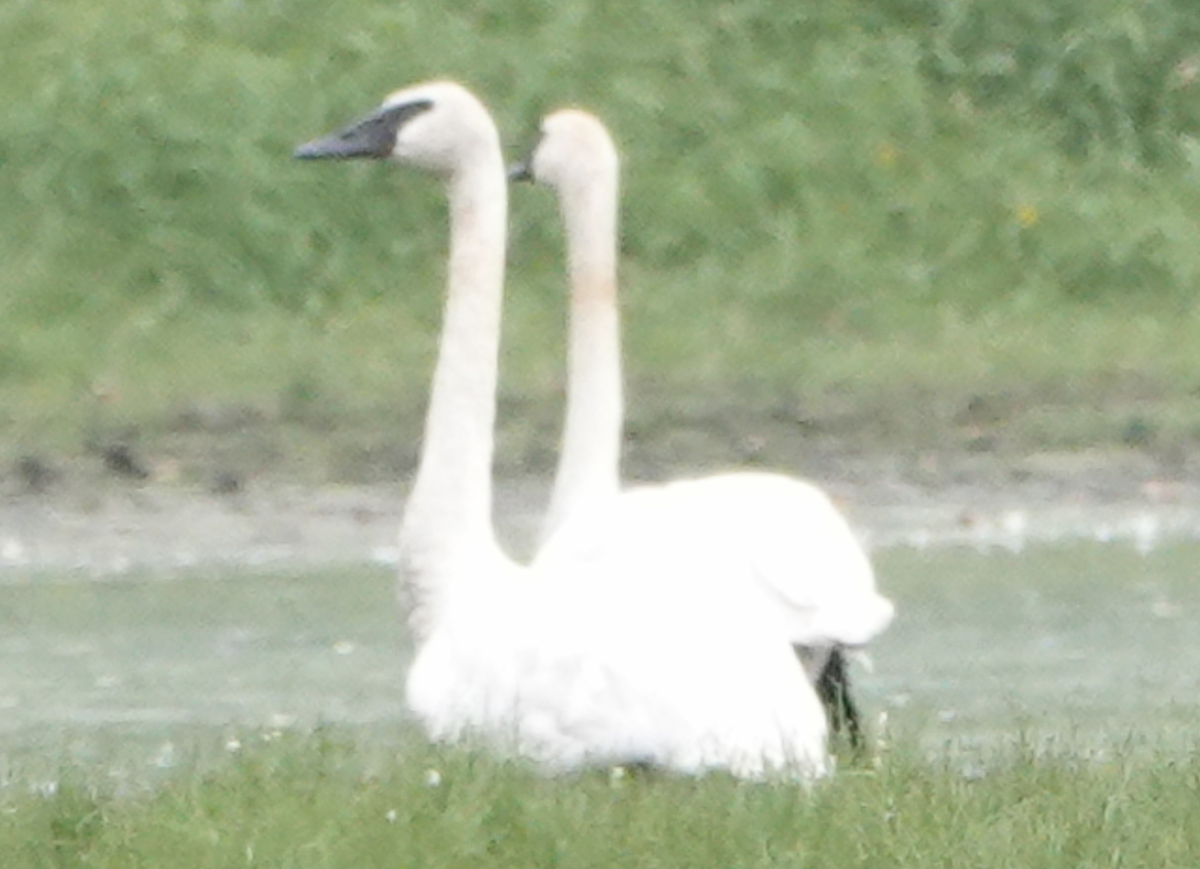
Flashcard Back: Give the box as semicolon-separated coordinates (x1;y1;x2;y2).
509;124;547;182
507;160;534;182
294;99;434;160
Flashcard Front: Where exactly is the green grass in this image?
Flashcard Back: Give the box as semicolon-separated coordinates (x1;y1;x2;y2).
5;0;1200;479
1;731;1197;868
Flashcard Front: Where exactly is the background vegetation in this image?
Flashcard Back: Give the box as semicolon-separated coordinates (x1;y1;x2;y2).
4;0;1200;483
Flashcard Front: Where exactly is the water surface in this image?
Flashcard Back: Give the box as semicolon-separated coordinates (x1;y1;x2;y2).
0;542;1196;786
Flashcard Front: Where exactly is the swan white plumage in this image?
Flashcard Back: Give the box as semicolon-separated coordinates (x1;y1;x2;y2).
512;110;894;738
295;82;829;778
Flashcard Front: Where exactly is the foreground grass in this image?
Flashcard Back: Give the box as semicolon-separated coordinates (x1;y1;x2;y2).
2;731;1197;868
4;0;1200;479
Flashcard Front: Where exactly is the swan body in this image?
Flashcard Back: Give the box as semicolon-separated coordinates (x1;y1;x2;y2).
296;82;828;778
406;558;828;775
541;472;892;658
513;110;893;720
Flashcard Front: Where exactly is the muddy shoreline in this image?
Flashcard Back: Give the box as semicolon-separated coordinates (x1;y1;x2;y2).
3;446;1198;576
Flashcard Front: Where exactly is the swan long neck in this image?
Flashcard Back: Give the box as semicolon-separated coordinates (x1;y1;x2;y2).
400;145;509;641
543;164;623;540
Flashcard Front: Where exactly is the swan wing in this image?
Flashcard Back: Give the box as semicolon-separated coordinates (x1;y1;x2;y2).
536;471;894;649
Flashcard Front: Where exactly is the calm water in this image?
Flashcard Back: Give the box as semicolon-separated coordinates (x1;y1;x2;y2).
871;543;1199;752
0;542;1196;783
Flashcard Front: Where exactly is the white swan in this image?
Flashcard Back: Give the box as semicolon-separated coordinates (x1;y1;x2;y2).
295;81;829;778
512;110;894;743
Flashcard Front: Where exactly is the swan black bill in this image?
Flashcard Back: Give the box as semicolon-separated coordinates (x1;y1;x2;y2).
507;161;534;182
294;99;434;160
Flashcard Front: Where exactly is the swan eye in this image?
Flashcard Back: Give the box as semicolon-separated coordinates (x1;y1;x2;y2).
294;99;434;160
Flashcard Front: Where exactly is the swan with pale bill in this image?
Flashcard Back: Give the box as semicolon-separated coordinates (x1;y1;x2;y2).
510;109;894;747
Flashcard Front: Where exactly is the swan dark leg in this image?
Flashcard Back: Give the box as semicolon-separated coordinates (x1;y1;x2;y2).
815;647;863;752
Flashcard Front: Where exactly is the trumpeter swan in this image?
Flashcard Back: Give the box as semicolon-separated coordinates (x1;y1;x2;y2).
511;110;894;745
295;82;828;778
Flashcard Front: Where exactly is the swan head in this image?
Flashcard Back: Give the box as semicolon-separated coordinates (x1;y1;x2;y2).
294;80;500;177
509;109;619;191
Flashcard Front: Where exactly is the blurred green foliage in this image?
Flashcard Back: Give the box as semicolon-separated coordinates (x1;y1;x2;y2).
3;0;1200;464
